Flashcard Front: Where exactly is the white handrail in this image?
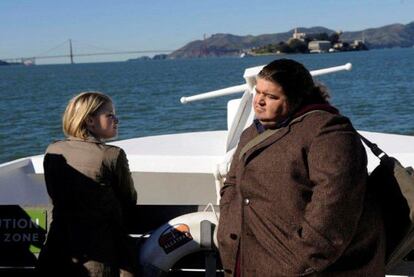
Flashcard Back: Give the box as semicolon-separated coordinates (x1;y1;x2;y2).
311;62;352;76
180;84;247;104
180;63;352;104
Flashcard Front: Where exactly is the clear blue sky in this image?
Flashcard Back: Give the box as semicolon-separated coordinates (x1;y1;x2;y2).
1;0;413;64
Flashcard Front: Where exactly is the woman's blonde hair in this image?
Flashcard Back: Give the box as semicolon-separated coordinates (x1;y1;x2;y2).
62;91;112;139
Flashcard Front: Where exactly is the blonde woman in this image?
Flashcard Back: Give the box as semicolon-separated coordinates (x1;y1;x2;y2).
37;92;137;277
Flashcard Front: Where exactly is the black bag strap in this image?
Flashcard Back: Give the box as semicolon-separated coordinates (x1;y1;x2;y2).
358;133;389;161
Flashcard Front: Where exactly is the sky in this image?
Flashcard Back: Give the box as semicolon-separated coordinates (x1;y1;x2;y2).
1;0;413;64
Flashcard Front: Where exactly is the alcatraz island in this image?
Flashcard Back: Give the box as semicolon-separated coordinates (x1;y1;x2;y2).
248;28;367;56
166;22;414;59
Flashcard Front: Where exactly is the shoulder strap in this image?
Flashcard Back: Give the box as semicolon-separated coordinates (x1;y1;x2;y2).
238;128;279;160
358;133;388;161
238;110;329;161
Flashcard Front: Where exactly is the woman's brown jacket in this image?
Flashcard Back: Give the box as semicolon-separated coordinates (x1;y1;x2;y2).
217;110;385;276
38;136;137;273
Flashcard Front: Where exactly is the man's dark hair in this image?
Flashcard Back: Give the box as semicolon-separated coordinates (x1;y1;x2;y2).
257;59;329;109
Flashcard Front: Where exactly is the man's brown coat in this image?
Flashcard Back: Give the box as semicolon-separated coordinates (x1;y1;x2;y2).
218;111;385;276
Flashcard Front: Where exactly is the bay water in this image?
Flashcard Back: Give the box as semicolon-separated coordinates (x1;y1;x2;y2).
1;48;413;164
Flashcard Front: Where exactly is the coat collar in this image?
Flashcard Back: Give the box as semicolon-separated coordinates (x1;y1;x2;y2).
67;135;104;144
241;104;339;164
254;103;338;133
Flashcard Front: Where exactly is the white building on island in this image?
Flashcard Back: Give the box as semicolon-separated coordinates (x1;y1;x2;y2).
308;40;332;53
292;28;306;41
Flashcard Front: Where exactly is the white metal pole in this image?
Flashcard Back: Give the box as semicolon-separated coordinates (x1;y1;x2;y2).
310;63;352;76
180;84;247;104
180;63;352;104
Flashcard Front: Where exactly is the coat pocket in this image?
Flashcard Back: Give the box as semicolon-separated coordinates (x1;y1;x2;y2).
291;219;337;271
246;208;314;275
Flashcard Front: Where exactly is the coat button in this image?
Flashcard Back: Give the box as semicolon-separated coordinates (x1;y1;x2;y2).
230;233;238;240
244;198;250;205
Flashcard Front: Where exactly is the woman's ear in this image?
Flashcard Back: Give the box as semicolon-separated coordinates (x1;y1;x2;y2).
85;116;95;129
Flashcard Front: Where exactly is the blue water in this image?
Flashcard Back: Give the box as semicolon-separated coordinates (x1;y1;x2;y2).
1;48;414;164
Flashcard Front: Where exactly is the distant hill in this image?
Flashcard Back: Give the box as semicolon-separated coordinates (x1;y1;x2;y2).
169;22;414;58
341;22;414;48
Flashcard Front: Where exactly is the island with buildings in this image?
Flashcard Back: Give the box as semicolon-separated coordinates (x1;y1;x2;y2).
247;28;368;56
168;22;413;59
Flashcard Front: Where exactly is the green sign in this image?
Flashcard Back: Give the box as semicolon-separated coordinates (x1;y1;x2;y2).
26;209;47;253
0;206;47;254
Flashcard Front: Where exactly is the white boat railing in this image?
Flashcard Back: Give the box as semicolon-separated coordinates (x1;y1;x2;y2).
180;63;352;104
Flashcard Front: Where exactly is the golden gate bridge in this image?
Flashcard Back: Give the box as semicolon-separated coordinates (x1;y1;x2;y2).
0;39;174;65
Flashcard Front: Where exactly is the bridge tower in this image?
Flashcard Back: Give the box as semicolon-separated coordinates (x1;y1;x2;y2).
69;39;74;64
